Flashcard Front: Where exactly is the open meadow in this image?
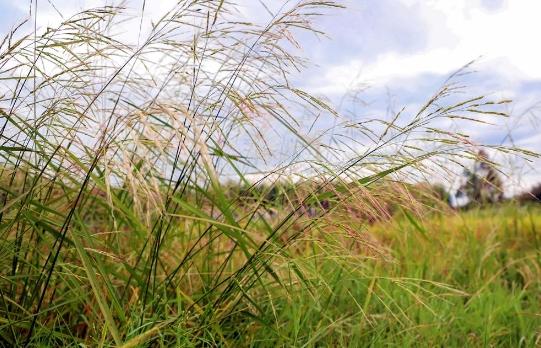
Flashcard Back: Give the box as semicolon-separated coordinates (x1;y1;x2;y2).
0;0;540;347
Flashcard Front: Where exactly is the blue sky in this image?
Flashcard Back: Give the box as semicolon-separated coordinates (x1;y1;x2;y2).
1;0;539;192
242;0;541;192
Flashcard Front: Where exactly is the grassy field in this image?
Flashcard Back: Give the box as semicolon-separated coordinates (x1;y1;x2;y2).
3;183;540;346
259;203;541;347
0;1;539;346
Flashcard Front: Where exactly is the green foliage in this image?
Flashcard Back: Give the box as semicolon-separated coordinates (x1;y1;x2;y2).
0;0;534;346
241;204;541;347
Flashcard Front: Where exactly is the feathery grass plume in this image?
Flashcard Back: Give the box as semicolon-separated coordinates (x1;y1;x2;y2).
0;0;530;346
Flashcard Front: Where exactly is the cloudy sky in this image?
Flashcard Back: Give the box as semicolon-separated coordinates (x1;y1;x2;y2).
294;0;541;193
1;0;539;192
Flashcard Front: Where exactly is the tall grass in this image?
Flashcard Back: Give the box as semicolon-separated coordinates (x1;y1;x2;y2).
0;1;532;346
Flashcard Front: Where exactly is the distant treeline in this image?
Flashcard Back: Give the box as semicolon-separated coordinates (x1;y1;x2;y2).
518;183;541;203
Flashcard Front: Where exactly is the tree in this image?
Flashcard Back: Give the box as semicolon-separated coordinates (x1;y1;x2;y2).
454;150;504;207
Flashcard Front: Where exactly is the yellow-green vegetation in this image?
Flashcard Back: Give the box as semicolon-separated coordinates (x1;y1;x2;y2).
0;0;539;346
215;202;540;347
348;204;541;346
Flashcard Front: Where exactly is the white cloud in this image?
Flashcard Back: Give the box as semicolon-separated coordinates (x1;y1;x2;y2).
305;0;541;96
4;0;539;190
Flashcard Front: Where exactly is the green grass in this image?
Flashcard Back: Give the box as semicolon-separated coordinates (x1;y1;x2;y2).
0;0;538;346
241;203;541;347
